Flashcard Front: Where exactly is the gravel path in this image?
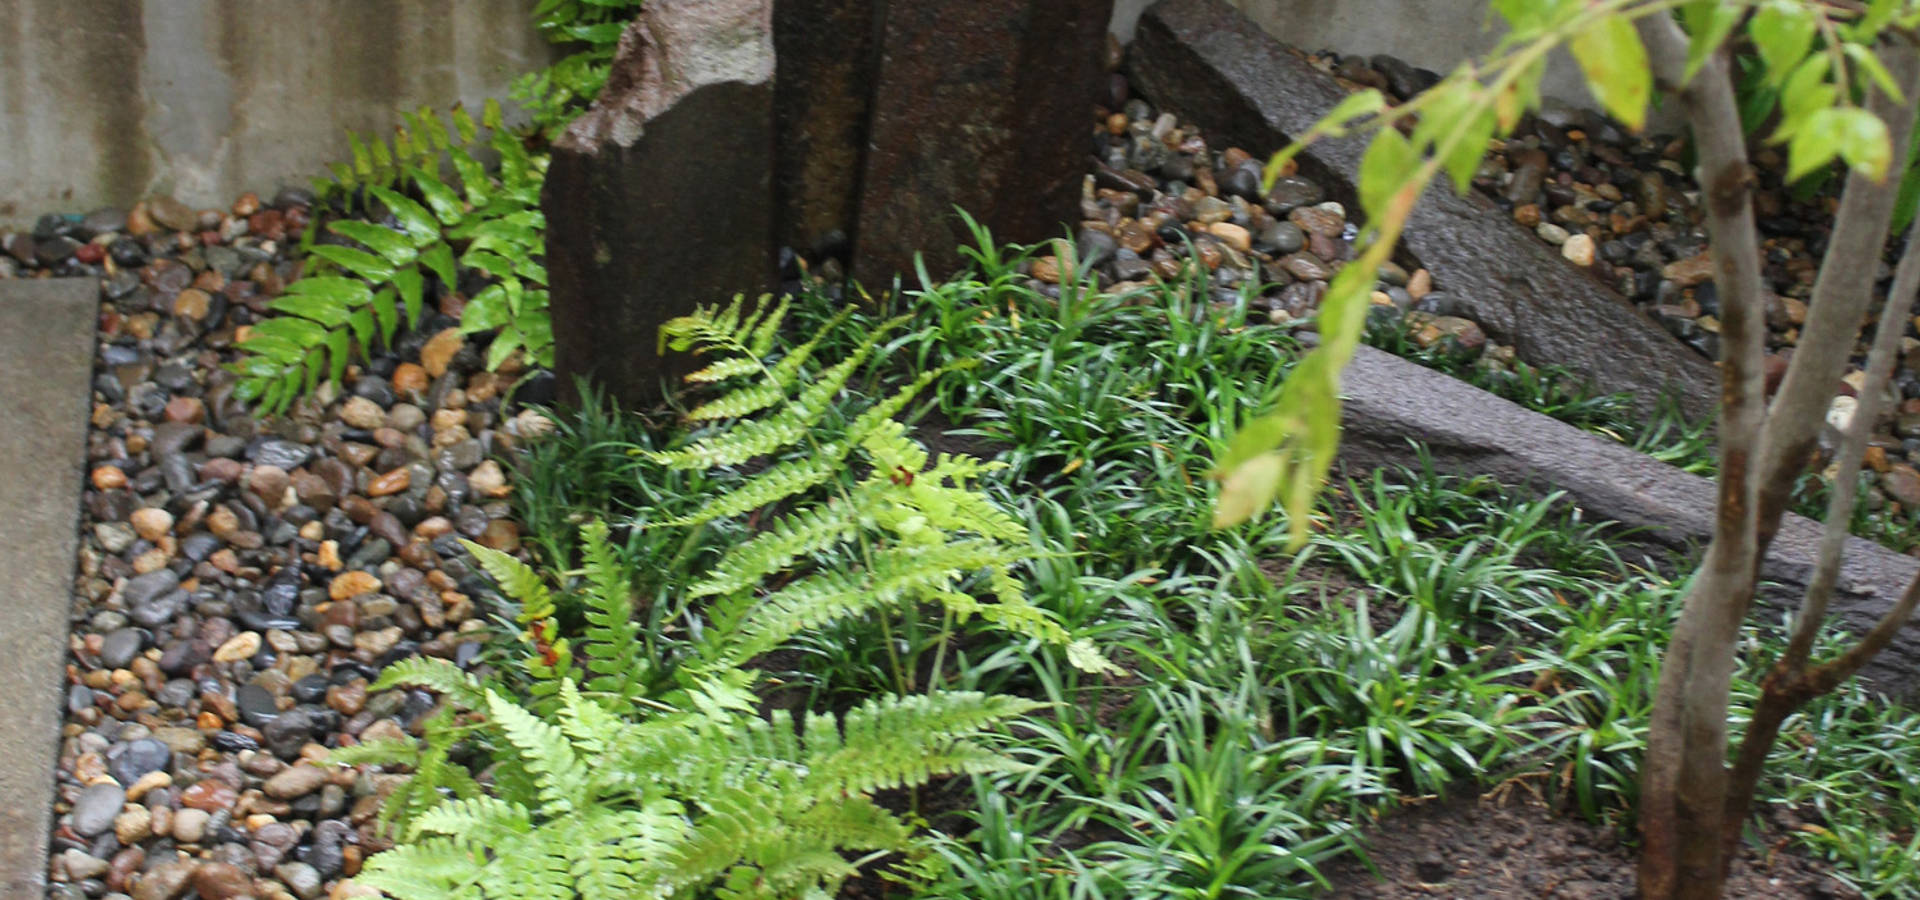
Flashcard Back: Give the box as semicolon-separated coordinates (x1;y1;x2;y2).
7;192;550;899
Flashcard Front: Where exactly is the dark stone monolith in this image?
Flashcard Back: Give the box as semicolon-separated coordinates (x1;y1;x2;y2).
773;0;882;261
1128;0;1718;421
852;0;1115;288
545;0;778;407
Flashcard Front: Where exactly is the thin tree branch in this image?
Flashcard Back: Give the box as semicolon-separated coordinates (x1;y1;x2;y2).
1783;232;1920;670
1722;225;1918;848
1753;48;1920;558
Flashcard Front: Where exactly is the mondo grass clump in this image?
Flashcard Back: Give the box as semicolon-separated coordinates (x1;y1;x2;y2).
491;226;1920;898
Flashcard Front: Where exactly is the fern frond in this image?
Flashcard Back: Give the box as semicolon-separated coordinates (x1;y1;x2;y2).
685;356;763;384
699;538;1032;669
369;656;488;709
352;839;489;899
576;520;648;710
663;447;851;529
801;692;1043;797
649;315;905;470
408;795;535;843
686;484;880;600
462;539;556;621
486;688;585;816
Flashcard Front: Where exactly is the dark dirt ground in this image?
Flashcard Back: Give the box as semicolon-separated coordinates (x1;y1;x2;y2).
1318;793;1861;899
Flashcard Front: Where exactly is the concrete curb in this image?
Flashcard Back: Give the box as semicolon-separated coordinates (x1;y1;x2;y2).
1337;344;1920;695
0;279;97;895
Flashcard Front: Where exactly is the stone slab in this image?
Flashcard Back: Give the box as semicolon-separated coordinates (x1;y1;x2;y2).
772;0;882;260
1336;343;1920;695
545;0;778;408
852;0;1114;288
0;278;96;894
1128;0;1720;422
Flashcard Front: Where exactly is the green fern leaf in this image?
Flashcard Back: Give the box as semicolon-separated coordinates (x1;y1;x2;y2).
664;447;850;529
461;539;556;621
686;484;879;600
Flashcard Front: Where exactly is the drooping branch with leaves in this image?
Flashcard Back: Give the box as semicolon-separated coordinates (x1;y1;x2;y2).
1210;2;1920;897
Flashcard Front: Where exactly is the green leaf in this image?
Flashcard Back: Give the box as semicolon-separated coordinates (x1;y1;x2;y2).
369;134;394;171
1446;108;1497;194
412;170;466;226
482;97;504;131
1681;2;1743;85
1772;55;1837;143
1751;2;1818;86
487;330;524;371
309;244;395;281
420;243;459;291
329;221;419;266
1568;14;1652;131
1844;43;1904;103
463;285;511;333
369;185;443;244
1358;128;1417;222
1834;107;1894;180
347;307;376;355
452;104;478;144
348;132;373;176
1788;107;1850;181
325;328;351;386
372;286;399;346
393;265;425;326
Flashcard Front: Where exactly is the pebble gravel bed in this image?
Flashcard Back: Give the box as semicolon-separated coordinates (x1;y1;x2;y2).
4;191;552;899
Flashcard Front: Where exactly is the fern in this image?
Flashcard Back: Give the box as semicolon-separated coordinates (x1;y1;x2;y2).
344;671;1038;899
334;302;1112;897
237;100;555;413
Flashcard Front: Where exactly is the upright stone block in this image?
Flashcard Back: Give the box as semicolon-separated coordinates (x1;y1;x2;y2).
852;0;1114;288
773;0;882;260
545;0;778;407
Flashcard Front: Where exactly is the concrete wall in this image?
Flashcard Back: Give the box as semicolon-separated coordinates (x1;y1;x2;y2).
1111;0;1609;123
0;0;556;224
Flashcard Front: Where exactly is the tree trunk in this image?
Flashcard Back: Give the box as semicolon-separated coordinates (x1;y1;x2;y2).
1633;15;1769;898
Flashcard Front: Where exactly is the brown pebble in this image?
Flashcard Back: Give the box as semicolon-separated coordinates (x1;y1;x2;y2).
329;570;382;601
179;779;238;812
392;362;429;396
163;396;204;424
172;288;211;320
420;327;465;377
367;467;410;497
91;466;127;490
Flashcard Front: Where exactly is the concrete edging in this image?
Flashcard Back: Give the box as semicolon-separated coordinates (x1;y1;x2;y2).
0;278;98;894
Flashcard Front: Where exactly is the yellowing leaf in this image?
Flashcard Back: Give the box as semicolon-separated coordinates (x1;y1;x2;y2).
1212;452;1285;529
1569;14;1652;131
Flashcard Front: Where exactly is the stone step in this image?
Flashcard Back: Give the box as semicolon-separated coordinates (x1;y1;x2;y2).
0;278;97;895
1127;0;1720;423
1336;342;1920;696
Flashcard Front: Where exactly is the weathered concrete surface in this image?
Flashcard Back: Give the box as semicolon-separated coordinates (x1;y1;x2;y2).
545;0;777;408
1129;0;1718;421
772;0;882;260
1337;343;1920;695
853;0;1114;287
0;0;555;223
0;279;97;895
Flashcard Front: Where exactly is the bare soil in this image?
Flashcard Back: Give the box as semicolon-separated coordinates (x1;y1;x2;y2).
1319;794;1860;899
